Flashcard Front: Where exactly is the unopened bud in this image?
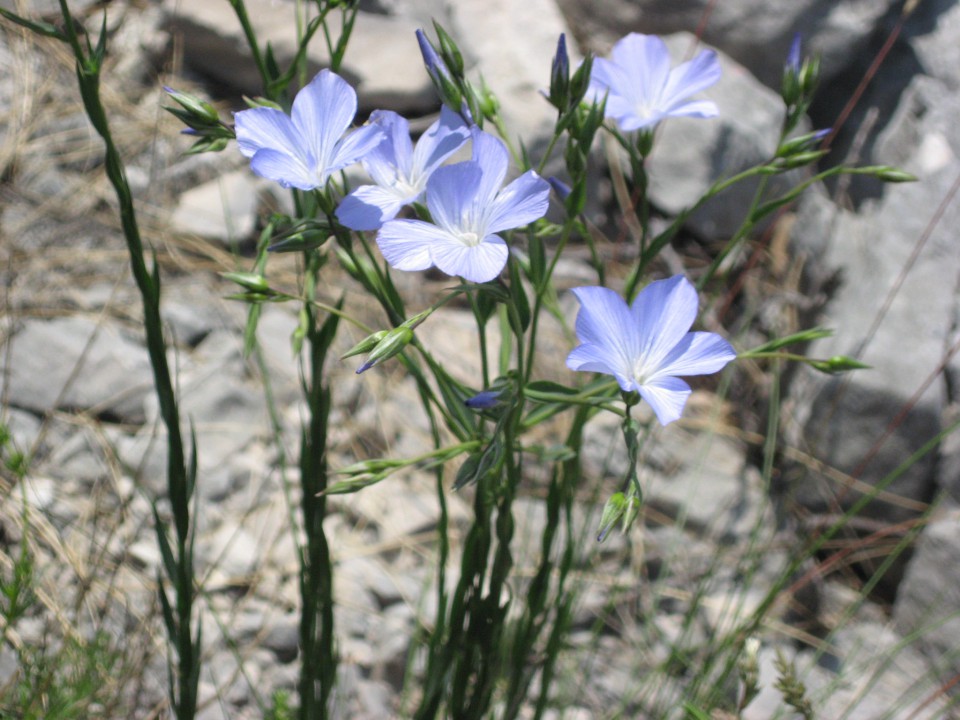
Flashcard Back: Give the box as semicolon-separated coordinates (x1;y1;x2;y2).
356;326;414;373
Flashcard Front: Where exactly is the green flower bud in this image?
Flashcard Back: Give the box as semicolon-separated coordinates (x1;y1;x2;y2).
221;271;271;293
356;326;414;373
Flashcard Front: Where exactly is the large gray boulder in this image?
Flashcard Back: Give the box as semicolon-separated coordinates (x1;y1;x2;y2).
785;73;960;527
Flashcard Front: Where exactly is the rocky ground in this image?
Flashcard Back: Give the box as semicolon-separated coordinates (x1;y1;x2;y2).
2;0;960;718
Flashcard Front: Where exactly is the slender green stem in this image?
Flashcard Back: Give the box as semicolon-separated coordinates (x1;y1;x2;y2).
55;2;198;716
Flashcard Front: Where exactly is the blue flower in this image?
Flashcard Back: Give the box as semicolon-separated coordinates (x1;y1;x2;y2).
588;33;721;132
375;130;550;283
566;276;736;425
234;70;384;191
335;106;470;231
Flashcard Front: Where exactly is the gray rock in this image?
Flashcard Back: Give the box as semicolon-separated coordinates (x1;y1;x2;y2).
262;613;300;664
0;316;153;423
46;426;112;482
198;519;262;584
581;397;771;541
785;73;960;524
162;0;434;112
906;0;960;90
1;407;42;458
117;330;267;498
161;283;241;348
170;171;262;245
894;508;960;677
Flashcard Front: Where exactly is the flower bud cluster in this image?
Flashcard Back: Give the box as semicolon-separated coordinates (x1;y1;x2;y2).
163;87;234;154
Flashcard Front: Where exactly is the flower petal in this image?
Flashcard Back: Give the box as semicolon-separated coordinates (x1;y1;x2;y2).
566;343;625;382
629;275;698;372
234;107;305;160
376;219;444;271
662;49;721;110
412;105;470;179
292;69;357;170
638;376;691;426
486;170;551;234
249;148;318;190
470;129;510;207
650;331;736;380
661;99;719;120
570;286;638;380
362;110;409;187
610;33;671;107
327;124;387;178
336;185;407;231
430;233;509;282
425;162;482;234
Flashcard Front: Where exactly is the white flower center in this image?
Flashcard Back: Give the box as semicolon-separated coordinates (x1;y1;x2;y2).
390;174;419;199
631;356;654;386
458;231;481;247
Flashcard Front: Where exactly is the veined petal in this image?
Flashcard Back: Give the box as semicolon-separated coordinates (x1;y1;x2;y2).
249;148;318;190
376;219;444;271
570;286;638;378
566;343;620;376
629;276;698;371
486;170;550;234
662;49;721;108
638;376;692;426
412;105;470;179
610;34;671;106
470;129;510;207
327;124;387;177
336;185;407;231
292;69;357;170
425;163;482;234
234;107;305;160
588;57;630;102
362;110;408;187
430;233;508;282
610;108;665;132
650;331;736;380
662;99;719;120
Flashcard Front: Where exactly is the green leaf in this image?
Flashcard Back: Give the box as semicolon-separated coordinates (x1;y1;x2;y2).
526;380;579;396
506;259;530;334
0;8;67;40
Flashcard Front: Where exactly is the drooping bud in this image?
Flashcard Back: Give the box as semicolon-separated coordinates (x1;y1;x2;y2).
355;326;414;374
465;390;503;409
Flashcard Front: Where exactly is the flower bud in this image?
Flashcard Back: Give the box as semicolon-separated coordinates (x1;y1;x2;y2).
596;492;627;542
776;128;830;158
416;28;463;113
356;326;414;373
164;87;220;124
221;271;271;293
341;330;388;360
465;390;503;409
809;355;871;374
548;33;571;111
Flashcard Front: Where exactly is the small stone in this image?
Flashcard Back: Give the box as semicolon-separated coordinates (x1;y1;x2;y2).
170;170;261;244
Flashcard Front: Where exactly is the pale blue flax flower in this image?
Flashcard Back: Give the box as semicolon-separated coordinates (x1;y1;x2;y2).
375;130;550;283
335;106;470;231
566;275;736;425
589;33;720;132
234;69;384;191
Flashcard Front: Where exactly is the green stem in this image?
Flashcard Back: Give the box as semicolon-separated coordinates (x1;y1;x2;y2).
55;2;198;716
